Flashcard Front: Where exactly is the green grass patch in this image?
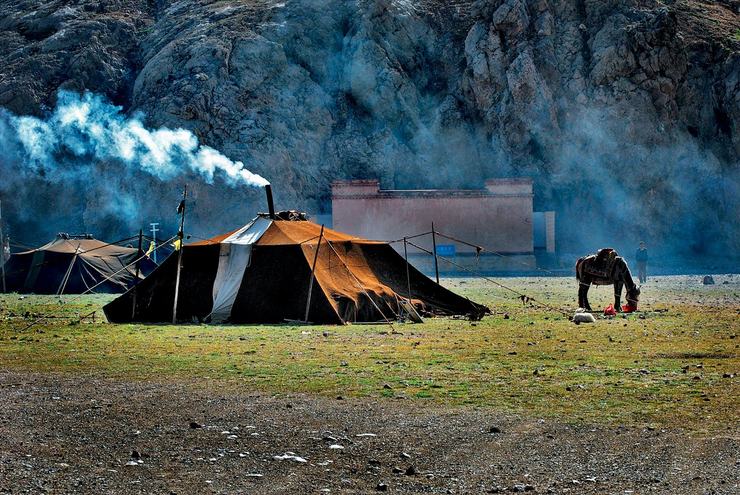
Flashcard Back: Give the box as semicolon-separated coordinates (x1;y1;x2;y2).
0;276;738;432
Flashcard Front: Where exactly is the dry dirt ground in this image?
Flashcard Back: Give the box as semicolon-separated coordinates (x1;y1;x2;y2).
0;372;737;495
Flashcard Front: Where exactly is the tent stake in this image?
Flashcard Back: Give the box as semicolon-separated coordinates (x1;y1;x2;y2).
304;224;324;323
403;236;411;300
431;222;440;284
172;186;187;324
131;229;143;320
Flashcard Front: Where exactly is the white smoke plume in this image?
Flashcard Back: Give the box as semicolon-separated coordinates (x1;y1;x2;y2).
7;90;270;188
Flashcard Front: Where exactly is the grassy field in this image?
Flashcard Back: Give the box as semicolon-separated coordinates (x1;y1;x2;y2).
1;275;738;433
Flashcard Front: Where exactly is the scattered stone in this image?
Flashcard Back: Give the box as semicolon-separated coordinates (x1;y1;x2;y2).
405;465;416;476
245;473;263;478
723;373;734;378
400;452;411;459
356;433;377;437
512;483;535;492
323;331;330;337
393;466;404;474
273;453;307;463
376;482;388;491
130;450;141;460
383;383;392;390
489;426;502;434
189;422;202;429
328;444;344;450
702;275;715;285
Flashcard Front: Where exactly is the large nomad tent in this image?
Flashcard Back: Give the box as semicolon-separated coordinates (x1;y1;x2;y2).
2;234;156;294
104;212;488;324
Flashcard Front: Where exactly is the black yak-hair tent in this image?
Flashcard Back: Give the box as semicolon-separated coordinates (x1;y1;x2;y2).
2;234;156;294
104;214;488;324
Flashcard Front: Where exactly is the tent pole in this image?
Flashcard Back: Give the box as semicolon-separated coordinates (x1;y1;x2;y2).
304;224;324;323
172;186;187;324
57;249;80;296
431;222;440;284
150;223;159;264
131;229;143;320
0;200;6;293
403;237;411;300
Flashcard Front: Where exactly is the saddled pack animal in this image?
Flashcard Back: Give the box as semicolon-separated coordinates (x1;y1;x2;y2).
575;248;640;312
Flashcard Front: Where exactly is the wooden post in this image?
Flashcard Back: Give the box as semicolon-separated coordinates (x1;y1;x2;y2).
304;225;324;323
0;200;6;293
131;229;143;320
431;222;440;284
403;236;411;300
172;186;187;324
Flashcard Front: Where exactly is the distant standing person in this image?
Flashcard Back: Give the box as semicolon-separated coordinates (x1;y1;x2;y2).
635;241;648;283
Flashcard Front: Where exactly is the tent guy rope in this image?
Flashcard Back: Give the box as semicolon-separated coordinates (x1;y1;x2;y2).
13;235;177;333
405;239;571;317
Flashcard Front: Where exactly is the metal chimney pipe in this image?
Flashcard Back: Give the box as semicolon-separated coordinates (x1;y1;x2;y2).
265;184;276;219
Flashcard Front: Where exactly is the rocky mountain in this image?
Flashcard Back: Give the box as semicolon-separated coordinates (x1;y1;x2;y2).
0;0;738;256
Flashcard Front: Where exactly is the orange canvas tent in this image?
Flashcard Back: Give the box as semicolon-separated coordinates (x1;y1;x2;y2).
103;212;488;324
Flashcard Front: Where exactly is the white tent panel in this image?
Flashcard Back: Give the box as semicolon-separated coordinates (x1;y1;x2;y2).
210;217;272;322
224;216;272;245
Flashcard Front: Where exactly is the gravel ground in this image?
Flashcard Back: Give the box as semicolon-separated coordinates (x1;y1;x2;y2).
0;372;737;494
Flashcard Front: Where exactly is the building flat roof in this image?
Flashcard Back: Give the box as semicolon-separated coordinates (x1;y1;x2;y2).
332;179;534;199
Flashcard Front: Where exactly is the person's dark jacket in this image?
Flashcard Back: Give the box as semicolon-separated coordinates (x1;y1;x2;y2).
635;248;648;263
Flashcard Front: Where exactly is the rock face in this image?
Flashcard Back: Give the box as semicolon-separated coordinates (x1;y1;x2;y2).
0;0;738;255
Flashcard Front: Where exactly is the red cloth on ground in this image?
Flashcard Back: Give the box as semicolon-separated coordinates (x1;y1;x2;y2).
603;304;617;316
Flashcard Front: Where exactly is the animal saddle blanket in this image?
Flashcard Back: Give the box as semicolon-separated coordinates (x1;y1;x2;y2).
582;249;619;279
